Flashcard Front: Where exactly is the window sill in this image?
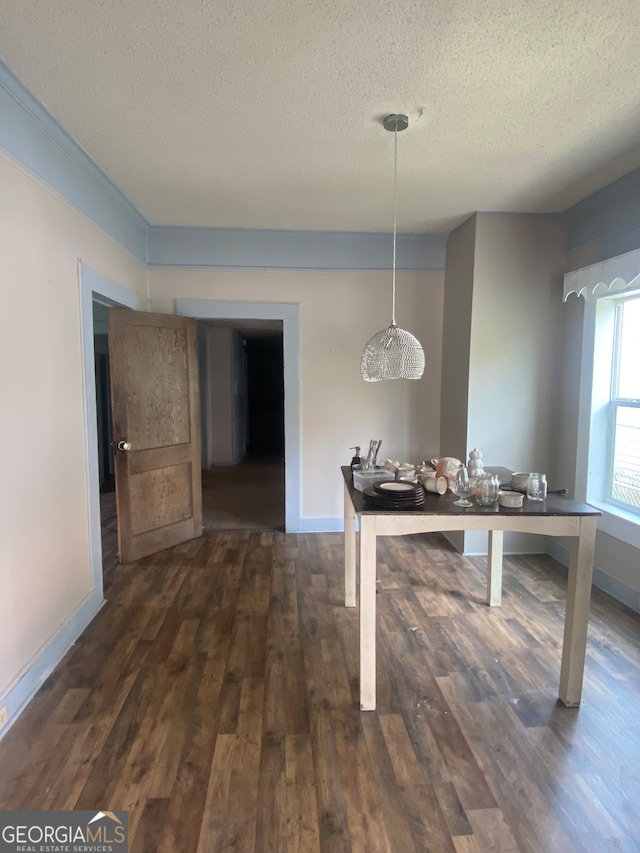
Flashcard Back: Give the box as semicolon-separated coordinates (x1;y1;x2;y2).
590;499;640;550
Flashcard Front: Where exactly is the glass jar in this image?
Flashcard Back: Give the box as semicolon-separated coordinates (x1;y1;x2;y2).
475;474;500;506
527;473;547;501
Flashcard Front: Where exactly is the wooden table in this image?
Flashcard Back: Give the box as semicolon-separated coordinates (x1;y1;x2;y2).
342;466;601;711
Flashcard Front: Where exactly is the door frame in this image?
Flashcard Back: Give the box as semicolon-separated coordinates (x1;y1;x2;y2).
177;299;301;531
79;263;139;595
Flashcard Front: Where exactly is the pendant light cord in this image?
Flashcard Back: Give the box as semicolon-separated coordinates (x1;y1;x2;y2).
360;113;425;381
391;122;398;327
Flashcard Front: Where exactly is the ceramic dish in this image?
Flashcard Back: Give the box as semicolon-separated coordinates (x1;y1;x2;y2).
366;492;425;505
363;499;425;511
376;481;420;493
510;473;529;491
367;484;424;497
363;486;425;510
373;483;424;500
499;490;524;508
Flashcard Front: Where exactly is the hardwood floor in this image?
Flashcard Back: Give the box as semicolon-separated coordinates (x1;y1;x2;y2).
100;457;284;579
1;531;639;852
201;458;285;531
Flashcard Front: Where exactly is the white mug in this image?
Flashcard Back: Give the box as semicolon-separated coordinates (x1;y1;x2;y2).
423;475;447;495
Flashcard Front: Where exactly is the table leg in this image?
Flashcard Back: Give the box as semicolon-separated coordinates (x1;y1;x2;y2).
487;530;503;606
559;516;597;706
359;515;377;711
344;480;356;607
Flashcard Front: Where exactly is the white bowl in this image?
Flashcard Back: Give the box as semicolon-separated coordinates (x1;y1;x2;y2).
499;490;524;508
510;472;529;491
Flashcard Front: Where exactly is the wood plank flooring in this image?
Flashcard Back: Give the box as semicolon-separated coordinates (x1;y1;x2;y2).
1;531;639;852
201;458;285;531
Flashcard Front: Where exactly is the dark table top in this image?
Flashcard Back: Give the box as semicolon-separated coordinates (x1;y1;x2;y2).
341;466;601;518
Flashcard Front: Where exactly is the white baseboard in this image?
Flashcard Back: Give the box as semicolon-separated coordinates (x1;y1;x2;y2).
547;540;639;614
298;517;344;532
0;591;104;741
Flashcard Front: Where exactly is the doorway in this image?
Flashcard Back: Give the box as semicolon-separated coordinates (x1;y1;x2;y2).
178;299;302;532
93;302;119;574
88;297;291;585
81;284;303;588
198;320;285;531
79;265;139;598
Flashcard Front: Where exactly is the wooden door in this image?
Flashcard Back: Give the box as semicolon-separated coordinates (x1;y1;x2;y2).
108;309;202;563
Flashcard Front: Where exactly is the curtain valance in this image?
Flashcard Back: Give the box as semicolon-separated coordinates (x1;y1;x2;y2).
563;247;640;301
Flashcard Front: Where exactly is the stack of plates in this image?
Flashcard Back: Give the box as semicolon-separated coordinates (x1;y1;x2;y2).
363;480;425;510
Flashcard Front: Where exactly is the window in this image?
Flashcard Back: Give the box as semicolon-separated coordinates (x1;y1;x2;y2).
609;296;640;513
564;246;640;550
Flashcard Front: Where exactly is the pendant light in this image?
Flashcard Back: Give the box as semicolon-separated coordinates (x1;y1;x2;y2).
361;114;425;381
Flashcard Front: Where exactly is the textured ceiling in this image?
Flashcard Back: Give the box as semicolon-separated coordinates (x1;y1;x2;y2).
1;0;640;233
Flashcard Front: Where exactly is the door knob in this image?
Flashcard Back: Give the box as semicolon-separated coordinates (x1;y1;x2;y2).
117;440;132;451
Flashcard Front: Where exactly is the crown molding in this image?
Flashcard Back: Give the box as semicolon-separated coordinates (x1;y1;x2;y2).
0;59;150;261
149;226;446;271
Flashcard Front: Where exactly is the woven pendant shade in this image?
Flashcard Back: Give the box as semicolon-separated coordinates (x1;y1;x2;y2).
361;114;425;382
361;324;425;381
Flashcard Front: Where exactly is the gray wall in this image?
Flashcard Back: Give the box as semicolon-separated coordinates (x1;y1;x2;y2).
441;213;567;554
469;214;566;473
467;214;566;553
440;215;476;552
440;215;476;461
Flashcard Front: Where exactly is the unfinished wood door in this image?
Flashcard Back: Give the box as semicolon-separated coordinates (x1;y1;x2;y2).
108;309;202;563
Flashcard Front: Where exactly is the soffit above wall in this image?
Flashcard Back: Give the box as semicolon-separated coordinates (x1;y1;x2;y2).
1;0;640;233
